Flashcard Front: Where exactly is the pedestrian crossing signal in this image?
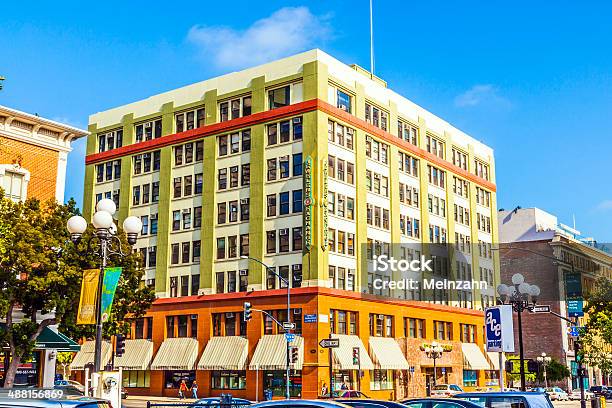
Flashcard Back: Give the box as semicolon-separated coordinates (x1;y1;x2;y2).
291;347;299;364
116;334;126;357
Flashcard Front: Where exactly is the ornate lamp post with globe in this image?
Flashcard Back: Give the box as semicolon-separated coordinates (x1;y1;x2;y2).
496;273;541;391
537;352;552;387
424;341;446;386
66;199;142;374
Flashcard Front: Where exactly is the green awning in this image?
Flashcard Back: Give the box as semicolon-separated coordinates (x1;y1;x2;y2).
36;328;80;352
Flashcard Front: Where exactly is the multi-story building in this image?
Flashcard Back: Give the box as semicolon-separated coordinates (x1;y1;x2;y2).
498;207;612;390
0;104;87;202
78;50;500;399
0;105;86;388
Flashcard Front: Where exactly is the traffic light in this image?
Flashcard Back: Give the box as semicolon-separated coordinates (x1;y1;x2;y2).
243;302;252;322
290;347;299;364
116;334;126;357
505;360;514;372
352;347;360;366
527;359;539;373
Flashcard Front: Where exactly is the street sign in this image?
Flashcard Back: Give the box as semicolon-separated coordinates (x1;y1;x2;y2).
530;305;551;313
304;314;318;323
282;322;296;330
485;305;515;352
319;338;340;348
568;299;584;317
568;326;582;338
285;333;296;343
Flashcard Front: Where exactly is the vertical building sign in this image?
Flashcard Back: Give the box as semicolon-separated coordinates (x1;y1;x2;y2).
303;156;313;252
485;305;515;352
321;158;328;251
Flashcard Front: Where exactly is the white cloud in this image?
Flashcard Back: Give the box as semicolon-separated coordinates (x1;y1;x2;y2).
596;200;612;211
454;84;512;109
187;7;332;70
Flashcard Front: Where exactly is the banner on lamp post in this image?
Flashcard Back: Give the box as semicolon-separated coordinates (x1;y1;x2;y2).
77;269;100;325
100;267;123;322
485;305;515;352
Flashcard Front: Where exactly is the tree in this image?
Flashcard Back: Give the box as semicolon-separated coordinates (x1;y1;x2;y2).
0;194;154;388
539;359;571;383
56;352;73;379
583;276;612;374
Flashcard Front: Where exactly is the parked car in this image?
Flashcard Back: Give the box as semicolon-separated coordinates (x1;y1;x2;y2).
430;384;464;397
589;386;611;399
336;399;406;408
545;387;568;401
455;392;553;408
0;395;111;408
253;400;352;408
196;397;252;406
54;380;85;393
569;389;595;400
402;397;484;408
321;390;370;399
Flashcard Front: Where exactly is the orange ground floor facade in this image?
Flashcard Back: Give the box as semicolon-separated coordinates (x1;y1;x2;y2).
74;287;499;400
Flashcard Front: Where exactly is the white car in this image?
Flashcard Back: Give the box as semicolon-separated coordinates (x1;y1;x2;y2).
430;384;464;397
569;390;595;400
546;387;569;401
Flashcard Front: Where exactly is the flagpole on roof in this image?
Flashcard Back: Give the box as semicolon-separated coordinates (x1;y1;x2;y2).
370;0;375;77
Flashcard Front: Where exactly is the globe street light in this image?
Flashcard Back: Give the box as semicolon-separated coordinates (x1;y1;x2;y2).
497;272;540;391
537;352;552;387
424;341;447;386
66;199;142;374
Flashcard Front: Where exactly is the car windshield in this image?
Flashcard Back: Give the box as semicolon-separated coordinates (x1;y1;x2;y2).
457;397;486;407
524;394;554;408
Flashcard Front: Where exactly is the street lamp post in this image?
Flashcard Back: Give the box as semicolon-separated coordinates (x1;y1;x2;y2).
424;342;445;386
497;273;540;391
537;352;552;387
242;256;291;400
66;199;142;374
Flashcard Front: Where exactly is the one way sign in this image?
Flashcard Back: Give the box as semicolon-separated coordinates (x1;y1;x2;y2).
319;338;340;348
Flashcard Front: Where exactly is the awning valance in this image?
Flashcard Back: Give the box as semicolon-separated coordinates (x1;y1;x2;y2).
70;340;112;370
369;337;410;370
331;334;374;370
37;328;80;352
151;337;199;370
115;339;153;370
198;336;249;370
249;334;303;370
462;343;490;370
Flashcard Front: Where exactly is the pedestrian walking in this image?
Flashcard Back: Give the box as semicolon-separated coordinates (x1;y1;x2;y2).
178;379;188;399
192;380;199;399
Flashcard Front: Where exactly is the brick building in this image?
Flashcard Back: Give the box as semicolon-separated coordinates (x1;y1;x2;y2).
0;104;87;202
498;207;612;390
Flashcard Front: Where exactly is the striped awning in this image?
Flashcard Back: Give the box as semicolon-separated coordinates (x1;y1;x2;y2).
487;351;502;370
69;340;112;370
198;336;249;370
249;334;303;370
462;343;491;370
369;337;410;370
114;339;153;370
331;334;374;370
151;337;200;370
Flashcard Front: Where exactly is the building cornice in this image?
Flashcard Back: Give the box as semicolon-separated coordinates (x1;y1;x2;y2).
85;99;497;191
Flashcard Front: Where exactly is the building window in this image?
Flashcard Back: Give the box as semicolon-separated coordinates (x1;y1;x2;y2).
175;108;205;132
219;96;251;122
211;371;247;390
268;86;290;109
135;119;162;143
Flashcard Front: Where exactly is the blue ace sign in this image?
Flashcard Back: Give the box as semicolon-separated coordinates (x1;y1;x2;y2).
485;305;515;352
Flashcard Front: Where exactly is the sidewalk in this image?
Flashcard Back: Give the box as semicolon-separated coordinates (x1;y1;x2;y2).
126;396;197;402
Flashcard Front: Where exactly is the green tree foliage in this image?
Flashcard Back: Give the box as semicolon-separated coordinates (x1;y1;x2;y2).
56;352;73;379
583;276;612;374
540;359;571;383
0;194;154;388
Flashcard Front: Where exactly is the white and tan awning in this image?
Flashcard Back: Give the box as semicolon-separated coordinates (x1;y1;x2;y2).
487;351;502;370
70;340;112;370
198;336;249;370
249;334;303;370
114;339;153;370
462;343;490;370
151;337;199;370
331;334;374;370
369;337;410;370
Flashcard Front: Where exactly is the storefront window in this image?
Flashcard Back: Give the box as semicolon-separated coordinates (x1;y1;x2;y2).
122;370;151;388
332;370;356;391
211;370;246;389
264;370;301;397
164;370;195;388
2;352;41;387
370;369;393;390
463;369;477;387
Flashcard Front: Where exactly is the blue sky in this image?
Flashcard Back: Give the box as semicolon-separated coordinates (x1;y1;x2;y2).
1;1;611;240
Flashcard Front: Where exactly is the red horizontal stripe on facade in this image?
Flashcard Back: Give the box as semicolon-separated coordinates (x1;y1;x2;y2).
86;98;496;191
